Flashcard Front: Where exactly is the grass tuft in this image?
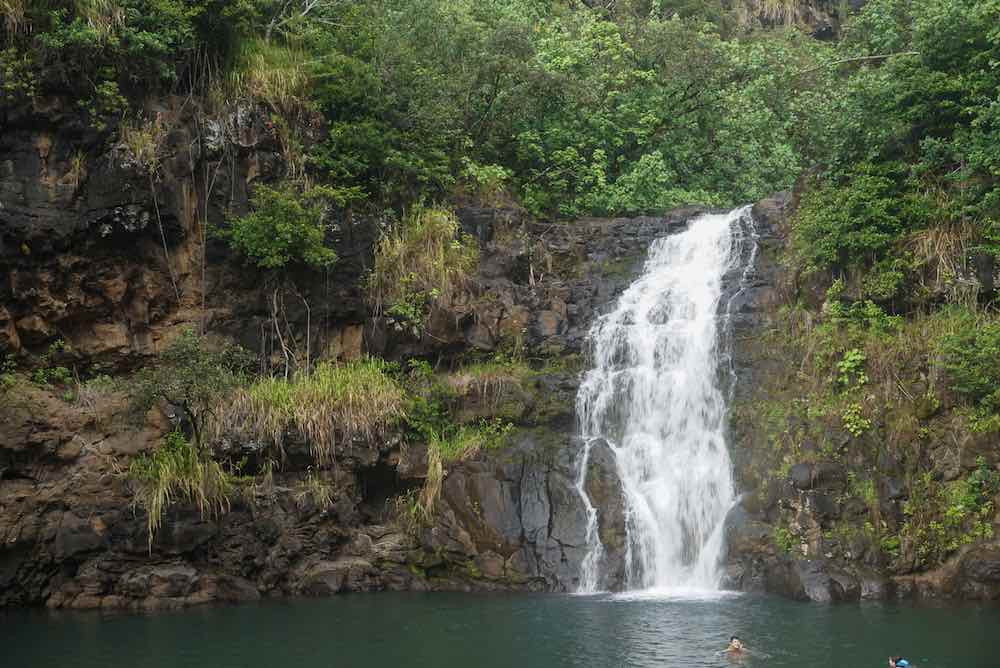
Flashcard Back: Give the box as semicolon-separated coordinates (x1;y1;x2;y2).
126;431;233;548
224;358;406;463
228;37;311;117
368;207;478;325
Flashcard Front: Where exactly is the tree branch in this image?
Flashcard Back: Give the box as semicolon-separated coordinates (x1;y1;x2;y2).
792;52;920;78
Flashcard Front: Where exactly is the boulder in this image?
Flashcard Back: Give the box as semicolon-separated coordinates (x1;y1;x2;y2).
297;558;379;595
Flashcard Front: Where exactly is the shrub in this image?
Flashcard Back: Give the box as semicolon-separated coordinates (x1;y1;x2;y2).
130;329;252;449
773;525;796;554
936;309;1000;430
841;402;872;438
0;353;16;394
223;183;357;270
224;358;406;463
368;207;478;328
126;430;234;548
792;168;911;273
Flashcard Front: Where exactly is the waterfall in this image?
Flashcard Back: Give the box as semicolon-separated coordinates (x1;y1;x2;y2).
575;206;755;593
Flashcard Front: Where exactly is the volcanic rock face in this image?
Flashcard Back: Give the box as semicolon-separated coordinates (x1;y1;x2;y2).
0;102;696;608
4;99;997;608
720;193;1000;603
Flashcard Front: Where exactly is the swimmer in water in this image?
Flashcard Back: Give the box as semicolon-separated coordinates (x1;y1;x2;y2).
889;657;910;668
726;637;745;654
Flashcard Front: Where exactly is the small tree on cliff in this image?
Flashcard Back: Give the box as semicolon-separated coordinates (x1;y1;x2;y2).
129;329;252;451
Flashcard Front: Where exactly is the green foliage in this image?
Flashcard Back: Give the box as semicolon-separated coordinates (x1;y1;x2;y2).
0;354;17;394
901;460;999;568
130;329;252;449
225;358;406;463
29;340;72;389
792;167;912;273
223;182;359;270
836;348;868;389
3;0;251;123
426;418;513;463
368;208;478;330
301;0;838;214
773;525;796;554
792;0;1000;279
841;402;871;438
936;309;1000;430
126;430;235;548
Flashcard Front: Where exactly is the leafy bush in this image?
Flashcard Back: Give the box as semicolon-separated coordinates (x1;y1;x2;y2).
223;183;360;270
773;525;796;554
224;358;406;463
841;402;871;438
130;329;252;449
0;354;17;394
792;168;911;273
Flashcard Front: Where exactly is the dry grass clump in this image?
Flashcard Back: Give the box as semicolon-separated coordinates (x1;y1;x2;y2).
224;358;406;463
734;0;809;28
118;114;167;175
905;222;978;304
294;469;335;511
1;0;27;38
368;207;479;317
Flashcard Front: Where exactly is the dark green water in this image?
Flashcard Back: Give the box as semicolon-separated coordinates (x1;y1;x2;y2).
1;591;995;668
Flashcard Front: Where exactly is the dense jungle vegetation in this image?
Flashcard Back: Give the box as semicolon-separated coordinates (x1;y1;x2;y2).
3;0;999;568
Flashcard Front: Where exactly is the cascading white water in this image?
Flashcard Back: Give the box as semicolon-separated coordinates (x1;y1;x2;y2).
575;207;755;593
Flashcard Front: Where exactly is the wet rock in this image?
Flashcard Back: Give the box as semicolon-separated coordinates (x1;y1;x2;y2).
533;310;565;338
957;546;1000;599
793;560;859;602
883;477;906;500
789;463;813;490
54;513;105;559
583;439;627;589
813;463;846;491
297;558;379;595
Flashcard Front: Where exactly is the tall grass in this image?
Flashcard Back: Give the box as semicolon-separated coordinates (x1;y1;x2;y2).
126;431;233;549
76;0;125;38
228;37;310;117
294;469;335;511
446;358;530;409
1;0;26;38
905;222;978;304
368;208;479;318
223;358;406;463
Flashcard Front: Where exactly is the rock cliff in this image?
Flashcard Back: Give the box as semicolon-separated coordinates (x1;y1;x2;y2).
3;99;998;610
